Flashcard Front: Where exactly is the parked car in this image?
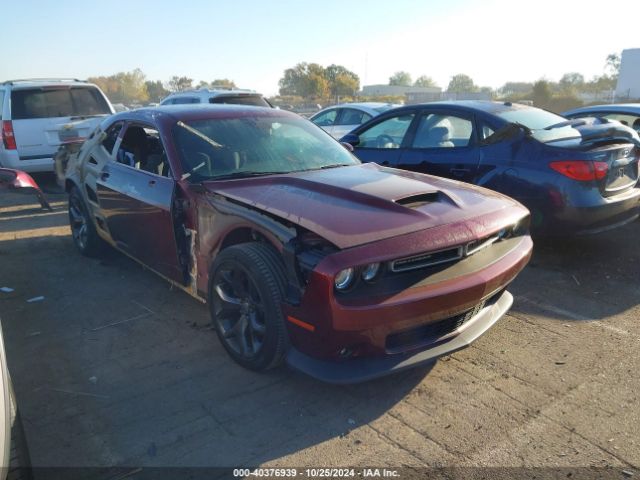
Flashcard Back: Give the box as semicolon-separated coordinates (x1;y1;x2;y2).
160;88;271;108
342;101;640;235
310;102;400;139
63;105;532;383
563;103;640;133
0;79;114;173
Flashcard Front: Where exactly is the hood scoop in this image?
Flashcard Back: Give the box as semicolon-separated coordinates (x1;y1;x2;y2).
394;192;440;209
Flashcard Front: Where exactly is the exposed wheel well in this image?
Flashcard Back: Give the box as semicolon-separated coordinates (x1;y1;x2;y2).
219;227;271;252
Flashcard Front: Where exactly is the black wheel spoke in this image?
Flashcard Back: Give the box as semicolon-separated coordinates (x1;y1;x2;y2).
214;284;242;306
248;311;266;334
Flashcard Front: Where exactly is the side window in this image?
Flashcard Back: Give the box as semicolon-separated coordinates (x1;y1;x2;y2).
412;113;473;148
337;108;367;126
480;123;495;141
171;97;199;105
117;125;171;177
359;113;415;149
311;109;338;127
101;122;124;155
602;113;640;130
0;90;4;119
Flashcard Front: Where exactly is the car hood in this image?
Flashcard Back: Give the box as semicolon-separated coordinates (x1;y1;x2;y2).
202;163;522;249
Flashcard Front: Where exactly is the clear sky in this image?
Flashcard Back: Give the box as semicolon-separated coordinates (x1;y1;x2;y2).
2;0;639;96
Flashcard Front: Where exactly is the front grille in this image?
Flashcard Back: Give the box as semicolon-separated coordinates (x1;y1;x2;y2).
390;246;463;272
385;300;487;352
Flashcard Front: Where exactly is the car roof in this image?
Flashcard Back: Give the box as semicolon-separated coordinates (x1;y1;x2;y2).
402;100;532;114
108;104;295;125
1;78;91;88
164;88;260;97
563;103;640;116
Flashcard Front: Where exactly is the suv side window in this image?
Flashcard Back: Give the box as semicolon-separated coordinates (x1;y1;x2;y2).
117;124;171;177
0;90;4;119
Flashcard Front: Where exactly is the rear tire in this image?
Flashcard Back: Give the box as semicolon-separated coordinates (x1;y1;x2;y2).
68;187;105;257
209;243;289;371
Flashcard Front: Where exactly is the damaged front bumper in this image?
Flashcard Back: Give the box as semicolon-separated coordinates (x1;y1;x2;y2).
286;290;513;383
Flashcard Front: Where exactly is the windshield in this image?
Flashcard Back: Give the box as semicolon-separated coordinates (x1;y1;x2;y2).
173;114;359;182
497;108;581;143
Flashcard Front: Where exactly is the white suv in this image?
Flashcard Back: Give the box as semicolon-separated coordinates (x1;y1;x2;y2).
0;79;114;173
160;88;272;107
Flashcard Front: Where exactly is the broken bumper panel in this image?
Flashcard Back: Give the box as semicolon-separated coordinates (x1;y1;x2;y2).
285;290;513;384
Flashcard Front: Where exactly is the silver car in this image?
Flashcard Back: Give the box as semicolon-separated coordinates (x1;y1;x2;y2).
310;102;401;140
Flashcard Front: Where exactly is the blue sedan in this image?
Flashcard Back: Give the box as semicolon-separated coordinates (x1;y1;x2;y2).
341;101;640;235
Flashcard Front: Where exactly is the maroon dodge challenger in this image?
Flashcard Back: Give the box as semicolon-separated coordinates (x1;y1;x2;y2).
63;105;532;383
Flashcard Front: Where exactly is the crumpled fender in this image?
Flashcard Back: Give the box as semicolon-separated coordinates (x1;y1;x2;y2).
0;168;52;210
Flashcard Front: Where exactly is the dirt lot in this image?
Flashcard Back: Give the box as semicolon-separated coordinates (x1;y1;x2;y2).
0;176;638;479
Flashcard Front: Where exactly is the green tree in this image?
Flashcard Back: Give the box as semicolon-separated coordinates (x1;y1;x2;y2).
145;80;168;103
88;68;149;104
413;75;437;88
210;78;237;88
278;63;329;98
447;74;477;93
531;79;552;107
389;71;412;86
605;53;621;77
167;76;193;92
559;72;585;87
325;64;359;101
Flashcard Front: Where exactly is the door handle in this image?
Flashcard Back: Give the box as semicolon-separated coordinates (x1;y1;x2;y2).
148;179;156;186
100;171;110;181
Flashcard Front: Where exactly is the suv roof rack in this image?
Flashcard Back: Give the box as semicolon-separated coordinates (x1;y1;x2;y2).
1;78;86;85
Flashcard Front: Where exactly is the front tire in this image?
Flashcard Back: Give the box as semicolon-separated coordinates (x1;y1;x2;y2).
68;187;104;257
209;243;288;371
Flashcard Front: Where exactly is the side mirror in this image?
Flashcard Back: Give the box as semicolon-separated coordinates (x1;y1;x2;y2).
340;133;360;147
340;142;354;152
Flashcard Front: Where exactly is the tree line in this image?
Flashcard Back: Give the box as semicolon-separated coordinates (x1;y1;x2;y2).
87;69;239;105
85;52;622;110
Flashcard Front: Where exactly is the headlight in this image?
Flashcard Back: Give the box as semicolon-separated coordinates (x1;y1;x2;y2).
361;263;380;281
334;268;355;290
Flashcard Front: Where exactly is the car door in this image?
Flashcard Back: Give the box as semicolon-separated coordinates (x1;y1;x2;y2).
95;122;184;283
350;110;417;167
397;109;480;183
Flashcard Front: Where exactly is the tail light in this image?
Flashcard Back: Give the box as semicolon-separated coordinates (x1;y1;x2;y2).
2;121;17;150
549;160;608;181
